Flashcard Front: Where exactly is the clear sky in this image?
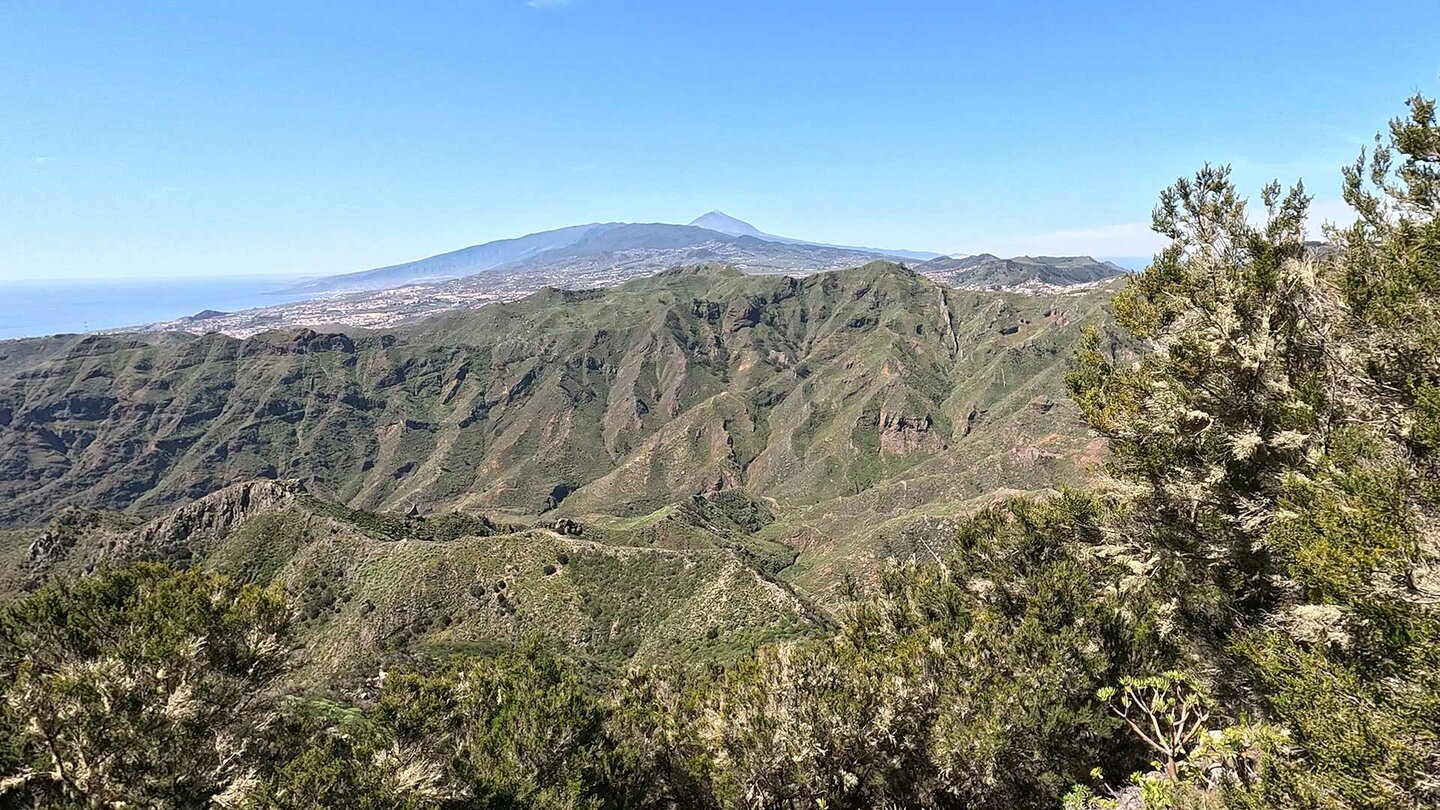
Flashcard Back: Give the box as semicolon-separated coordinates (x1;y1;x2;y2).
3;1;1438;280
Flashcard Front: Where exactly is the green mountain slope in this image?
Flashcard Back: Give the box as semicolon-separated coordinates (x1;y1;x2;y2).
0;262;1113;591
0;479;823;682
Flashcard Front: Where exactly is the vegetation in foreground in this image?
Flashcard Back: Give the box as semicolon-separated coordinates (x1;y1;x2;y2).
0;89;1437;809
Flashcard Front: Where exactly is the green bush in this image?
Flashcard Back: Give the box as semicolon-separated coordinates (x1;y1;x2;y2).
0;564;290;807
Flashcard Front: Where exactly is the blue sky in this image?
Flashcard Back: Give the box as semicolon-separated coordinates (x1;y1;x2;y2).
3;1;1438;280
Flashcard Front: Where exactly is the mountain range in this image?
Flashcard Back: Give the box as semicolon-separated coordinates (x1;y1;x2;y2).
0;263;1115;617
130;214;1130;339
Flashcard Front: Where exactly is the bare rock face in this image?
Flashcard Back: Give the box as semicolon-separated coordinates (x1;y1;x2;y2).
22;508;141;586
27;519;81;574
551;517;583;536
879;411;947;455
1114;786;1146;810
26;508;106;576
1042;307;1072;327
121;479;307;563
963;406;987;437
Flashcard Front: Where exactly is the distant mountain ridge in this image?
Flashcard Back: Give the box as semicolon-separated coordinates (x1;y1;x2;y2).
283;222;623;293
284;212;942;295
917;253;1128;291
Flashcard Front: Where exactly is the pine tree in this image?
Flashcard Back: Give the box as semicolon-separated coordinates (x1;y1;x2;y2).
1069;91;1440;808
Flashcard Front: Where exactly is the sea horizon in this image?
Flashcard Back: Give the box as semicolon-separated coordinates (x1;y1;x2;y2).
0;275;315;341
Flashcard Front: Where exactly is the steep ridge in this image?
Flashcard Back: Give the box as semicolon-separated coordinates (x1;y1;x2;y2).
0;262;1114;589
0;480;819;681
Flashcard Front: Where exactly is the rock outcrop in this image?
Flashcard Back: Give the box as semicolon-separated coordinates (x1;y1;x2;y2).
122;479;307;562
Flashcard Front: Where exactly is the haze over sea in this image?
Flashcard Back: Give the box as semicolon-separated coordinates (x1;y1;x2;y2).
0;276;311;340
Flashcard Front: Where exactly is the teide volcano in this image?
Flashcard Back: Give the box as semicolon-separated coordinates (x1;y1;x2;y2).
284;213;943;295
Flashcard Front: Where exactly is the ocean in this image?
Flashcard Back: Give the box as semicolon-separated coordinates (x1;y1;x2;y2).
0;276;314;341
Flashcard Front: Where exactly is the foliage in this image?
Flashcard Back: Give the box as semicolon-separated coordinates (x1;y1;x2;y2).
1097;672;1210;781
1069;90;1440;808
0;564;290;808
244;698;443;810
373;645;616;808
699;493;1172;809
